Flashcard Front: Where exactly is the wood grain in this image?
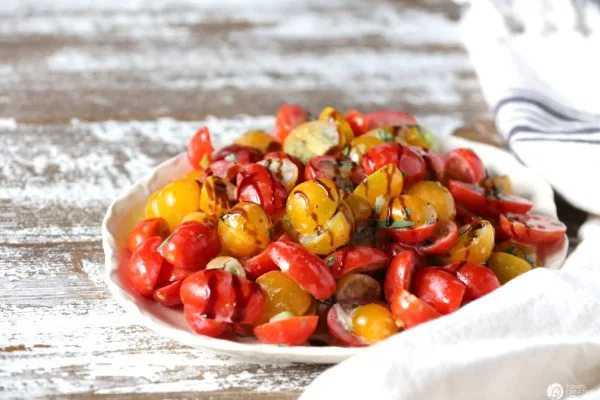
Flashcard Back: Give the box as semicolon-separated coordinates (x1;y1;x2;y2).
0;0;586;399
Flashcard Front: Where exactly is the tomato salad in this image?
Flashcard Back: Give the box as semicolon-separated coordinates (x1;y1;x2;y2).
125;105;566;347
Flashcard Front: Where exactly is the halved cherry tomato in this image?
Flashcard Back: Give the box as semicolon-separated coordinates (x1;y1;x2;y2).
384;249;420;302
127;236;168;297
213;144;262;165
415;220;458;255
305;155;361;191
362;143;426;187
232;323;255;337
494;240;539;267
258;156;300;193
184;305;230;337
377;195;438;245
128;217;170;253
180;269;265;324
335;273;382;301
266;241;336;301
487;252;532;284
255;271;312;324
444;148;485;184
455;263;500;303
218;202;273;258
235;130;281;154
390;289;441;329
344;109;369;136
236;163;287;218
412;147;445;181
241;247;279;280
364;110;417;130
273;104;309;143
325;246;389;279
405;181;455;222
482;175;513;195
412;267;466;315
263;151;305;182
448;220;495;264
254;315;318;345
206;159;240;182
187;126;213;170
153;280;183;306
499;213;567;244
158;221;221;270
326;300;373;347
156;262;192;284
351;303;398;344
448;180;533;216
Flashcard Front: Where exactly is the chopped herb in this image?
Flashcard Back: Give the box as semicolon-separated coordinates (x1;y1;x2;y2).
424;215;436;225
339;160;355;168
267;227;274;237
525;253;536;266
376;129;394;142
196;233;204;239
337;179;354;193
157;231;176;252
224;153;238;162
319;160;338;167
325;256;336;266
342;146;351;156
322;297;335;306
504;246;517;256
405;207;413;216
368;219;415;229
199;154;210;170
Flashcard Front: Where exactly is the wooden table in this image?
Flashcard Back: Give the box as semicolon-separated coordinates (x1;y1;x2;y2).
0;1;586;399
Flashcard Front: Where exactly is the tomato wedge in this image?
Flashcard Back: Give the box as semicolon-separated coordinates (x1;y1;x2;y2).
390;289;441;329
384;249;420;302
412;147;444;181
448;180;533;216
266;241;336;301
412;267;466;315
325;246;390;279
127;236;166;297
241;247;279;280
455;263;500;303
361;143;426;187
254;316;318;345
499;213;567;244
184;305;230;337
364;110;417;130
128;217;170;253
415;220;458;255
153;280;183;306
344;109;369;136
187;126;213;170
236;163;287;217
273;104;309;143
444;148;485;184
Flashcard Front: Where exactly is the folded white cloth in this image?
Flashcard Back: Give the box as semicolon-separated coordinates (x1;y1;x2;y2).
301;3;600;399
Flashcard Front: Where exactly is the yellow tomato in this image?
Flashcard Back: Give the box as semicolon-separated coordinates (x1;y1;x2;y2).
286;179;341;235
283;121;342;163
256;271;312;325
449;220;495;264
235;130;280;154
298;201;354;255
487;252;532;284
199;176;235;217
351;304;398;344
318;106;354;149
353;164;404;212
146;179;202;230
218;202;273;258
349;135;384;163
405;181;456;222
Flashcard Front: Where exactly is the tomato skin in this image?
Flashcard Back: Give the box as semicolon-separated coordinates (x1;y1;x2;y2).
184;305;230;337
187;127;213;170
325;246;390;279
266;241;336;301
254;316;318;345
412;267;466;315
273;104;309;143
390;289;441;329
213;144;262;165
499;213;567;244
364;110;417;130
236;164;287;217
180;269;266;324
384;250;420;302
455;264;501;303
444;148;486;184
128;218;170;253
361;143;426;187
158;221;221;270
448;180;533;216
241;247;279;280
415;220;458;255
153;280;183;306
344;109;369;136
127;237;166;297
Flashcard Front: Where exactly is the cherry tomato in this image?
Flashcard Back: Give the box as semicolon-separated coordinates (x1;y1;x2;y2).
156;262;192;284
444;148;485;184
128;217;170;253
283;121;342;164
258;157;300;193
455;263;501;303
351;303;398;344
180;269;265;324
213;144;262;165
254;315;318;346
487;252;533;284
187;126;213;170
448;220;495;264
232;323;255;337
205;256;246;278
206;159;240;182
344;192;373;222
255;271;312;324
364;125;434;149
326;300;371;347
494;240;539;267
241;247;279;280
344;109;369;136
266;241;336;301
499;213;567;244
153;280;183;306
146;179;202;230
348;135;384;164
361;143;426;187
364;110;417;130
273;104;308;143
390;289;441;329
218;202;273;258
127;237;168;297
384;249;420;302
482;175;513;195
184;305;230;337
412;267;466;315
182;169;206;183
405;181;455;222
411;147;445;181
305;155;361;192
415;220;458;255
263;151;305;182
158;221;221;270
353;163;404;211
236;164;287;218
448;180;533;216
235;130;281;154
377;195;438;245
181;211;217;227
325;246;389;279
335;273;382;301
199;176;235;217
318;106;354;150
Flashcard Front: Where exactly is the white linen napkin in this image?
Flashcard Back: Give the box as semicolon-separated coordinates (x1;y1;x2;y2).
301;2;600;399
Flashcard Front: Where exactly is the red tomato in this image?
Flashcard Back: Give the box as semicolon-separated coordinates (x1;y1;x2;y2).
455;264;501;303
444;148;486;184
304;155;363;190
361;143;426;186
384;249;420;302
344;109;369;136
364;110;417;130
448;180;533;216
236;164;287;217
127;237;167;297
187;127;213;170
499;213;567;244
153;280;183;306
128;217;170;253
266;241;336;301
184;305;230;337
415;220;458;255
206;159;240;182
326;300;370;347
390;289;441;329
156;262;193;285
254;316;318;345
263;151;306;182
455;204;480;224
273;104;309;143
213;144;262;165
180;269;266;324
232;323;255;337
325;246;390;279
158;221;221;270
388;223;437;246
241;247;279;280
412;147;445;181
412;267;466;315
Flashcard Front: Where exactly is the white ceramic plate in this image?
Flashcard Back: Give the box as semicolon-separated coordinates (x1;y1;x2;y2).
102;136;568;364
